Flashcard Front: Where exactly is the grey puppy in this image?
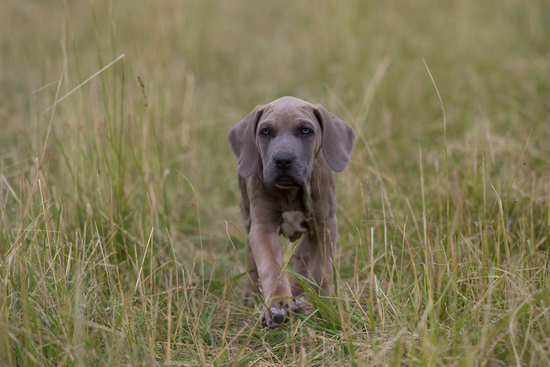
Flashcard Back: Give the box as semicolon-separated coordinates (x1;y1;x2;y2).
228;96;355;328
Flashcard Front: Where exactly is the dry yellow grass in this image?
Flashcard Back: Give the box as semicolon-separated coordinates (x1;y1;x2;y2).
1;0;549;365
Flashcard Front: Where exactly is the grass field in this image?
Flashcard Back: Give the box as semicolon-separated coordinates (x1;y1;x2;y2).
1;0;550;365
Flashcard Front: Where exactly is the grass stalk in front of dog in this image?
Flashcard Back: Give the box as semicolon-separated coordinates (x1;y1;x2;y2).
2;0;550;365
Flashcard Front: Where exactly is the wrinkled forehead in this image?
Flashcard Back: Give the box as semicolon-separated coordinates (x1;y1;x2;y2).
260;99;317;126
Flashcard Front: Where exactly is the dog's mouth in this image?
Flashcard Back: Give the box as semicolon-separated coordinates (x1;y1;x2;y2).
275;175;299;189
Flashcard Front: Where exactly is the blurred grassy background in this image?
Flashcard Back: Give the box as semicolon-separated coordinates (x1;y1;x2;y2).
1;0;549;365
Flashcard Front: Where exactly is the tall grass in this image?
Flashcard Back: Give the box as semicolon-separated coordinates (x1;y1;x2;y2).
1;0;549;365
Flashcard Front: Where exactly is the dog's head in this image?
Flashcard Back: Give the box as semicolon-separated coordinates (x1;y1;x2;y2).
228;96;355;188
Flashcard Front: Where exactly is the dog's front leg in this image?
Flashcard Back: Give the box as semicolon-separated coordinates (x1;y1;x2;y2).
318;216;338;294
248;222;293;328
292;217;338;296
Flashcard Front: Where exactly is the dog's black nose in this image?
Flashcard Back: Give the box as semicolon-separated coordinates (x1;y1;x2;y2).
274;153;293;170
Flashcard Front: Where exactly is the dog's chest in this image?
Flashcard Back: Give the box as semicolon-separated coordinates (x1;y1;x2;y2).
280;211;309;239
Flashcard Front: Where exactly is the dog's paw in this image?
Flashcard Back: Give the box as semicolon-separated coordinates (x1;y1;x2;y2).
260;299;290;328
260;298;304;328
241;291;258;307
292;296;306;313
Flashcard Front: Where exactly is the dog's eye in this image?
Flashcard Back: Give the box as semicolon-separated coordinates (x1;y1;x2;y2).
260;128;270;136
301;128;312;135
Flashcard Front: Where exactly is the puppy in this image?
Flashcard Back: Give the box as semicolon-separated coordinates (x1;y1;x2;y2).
228;96;355;328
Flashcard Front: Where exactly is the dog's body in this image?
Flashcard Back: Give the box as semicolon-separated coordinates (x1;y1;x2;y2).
228;97;355;328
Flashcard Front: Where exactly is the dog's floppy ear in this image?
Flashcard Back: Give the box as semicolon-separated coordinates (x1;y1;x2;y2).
228;105;264;177
314;104;355;172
